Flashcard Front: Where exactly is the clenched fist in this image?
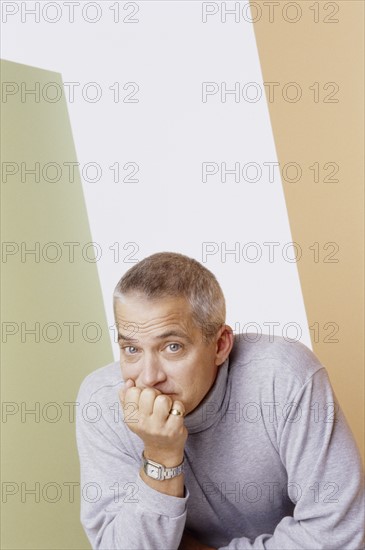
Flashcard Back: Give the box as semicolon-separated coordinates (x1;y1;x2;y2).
119;378;188;460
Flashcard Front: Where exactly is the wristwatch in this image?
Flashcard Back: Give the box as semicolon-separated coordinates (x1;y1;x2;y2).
142;451;185;480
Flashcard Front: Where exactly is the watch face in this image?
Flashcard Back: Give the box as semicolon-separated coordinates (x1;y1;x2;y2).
145;463;161;480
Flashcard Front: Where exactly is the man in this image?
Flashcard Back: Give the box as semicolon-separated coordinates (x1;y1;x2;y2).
76;252;365;550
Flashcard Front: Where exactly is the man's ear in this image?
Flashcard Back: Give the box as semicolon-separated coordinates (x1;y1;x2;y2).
215;325;234;366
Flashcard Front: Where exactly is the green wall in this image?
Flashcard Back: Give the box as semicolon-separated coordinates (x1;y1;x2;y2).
1;59;113;549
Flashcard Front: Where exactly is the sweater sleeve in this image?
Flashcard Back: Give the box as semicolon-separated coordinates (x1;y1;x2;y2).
75;377;189;550
218;367;365;550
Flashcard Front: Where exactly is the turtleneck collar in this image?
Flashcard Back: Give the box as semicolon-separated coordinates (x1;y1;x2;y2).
184;356;231;434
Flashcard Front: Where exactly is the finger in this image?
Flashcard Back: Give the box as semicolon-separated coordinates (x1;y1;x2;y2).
124;387;142;410
152;393;173;418
166;399;185;422
119;378;137;405
119;378;132;403
138;387;165;416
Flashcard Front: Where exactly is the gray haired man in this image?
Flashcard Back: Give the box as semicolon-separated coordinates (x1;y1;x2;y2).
76;252;364;549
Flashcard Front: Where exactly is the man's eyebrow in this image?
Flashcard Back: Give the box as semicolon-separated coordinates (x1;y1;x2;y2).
118;333;138;343
117;330;192;343
154;330;193;343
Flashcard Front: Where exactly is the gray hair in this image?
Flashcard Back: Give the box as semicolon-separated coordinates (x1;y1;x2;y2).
113;252;226;343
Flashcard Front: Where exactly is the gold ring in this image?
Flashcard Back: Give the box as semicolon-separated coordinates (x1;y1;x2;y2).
169;408;183;416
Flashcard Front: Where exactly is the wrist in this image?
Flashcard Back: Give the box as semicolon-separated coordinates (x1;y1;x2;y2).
143;448;184;467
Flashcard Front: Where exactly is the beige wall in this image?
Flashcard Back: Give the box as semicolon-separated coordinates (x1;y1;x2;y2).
251;0;364;463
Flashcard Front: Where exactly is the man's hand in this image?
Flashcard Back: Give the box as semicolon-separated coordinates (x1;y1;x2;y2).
178;529;217;550
119;378;188;463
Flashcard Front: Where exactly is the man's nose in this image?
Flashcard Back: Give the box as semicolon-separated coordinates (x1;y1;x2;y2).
139;356;166;388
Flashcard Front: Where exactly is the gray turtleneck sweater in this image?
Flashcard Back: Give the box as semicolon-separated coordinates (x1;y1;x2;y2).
75;334;365;549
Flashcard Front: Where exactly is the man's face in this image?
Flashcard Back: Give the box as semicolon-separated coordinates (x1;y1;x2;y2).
114;292;225;416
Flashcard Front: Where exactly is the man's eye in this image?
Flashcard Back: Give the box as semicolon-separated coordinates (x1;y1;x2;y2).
123;346;138;354
167;343;182;352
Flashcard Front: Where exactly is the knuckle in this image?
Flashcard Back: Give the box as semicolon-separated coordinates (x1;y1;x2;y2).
142;387;157;398
155;394;170;404
125;388;139;401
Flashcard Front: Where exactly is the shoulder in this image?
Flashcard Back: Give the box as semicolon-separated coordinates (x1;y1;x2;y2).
76;360;124;404
228;332;325;386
